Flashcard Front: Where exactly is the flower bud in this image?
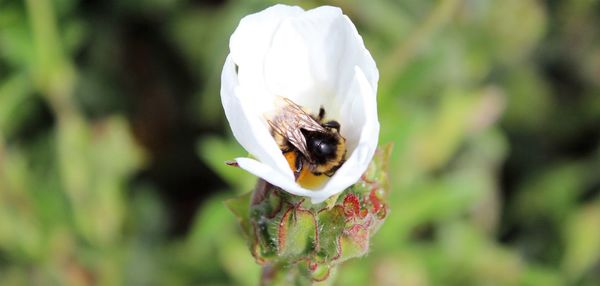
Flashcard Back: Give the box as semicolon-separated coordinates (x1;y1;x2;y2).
226;144;391;284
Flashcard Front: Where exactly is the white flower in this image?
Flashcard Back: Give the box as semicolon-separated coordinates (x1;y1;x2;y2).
220;4;379;204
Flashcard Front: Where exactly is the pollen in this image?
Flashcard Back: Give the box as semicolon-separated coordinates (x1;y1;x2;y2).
284;152;328;189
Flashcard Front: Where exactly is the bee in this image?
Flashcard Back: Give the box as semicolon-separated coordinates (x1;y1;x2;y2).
267;97;347;184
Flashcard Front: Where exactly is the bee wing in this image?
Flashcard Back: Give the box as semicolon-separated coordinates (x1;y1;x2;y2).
279;98;326;132
268;119;309;156
268;98;326;159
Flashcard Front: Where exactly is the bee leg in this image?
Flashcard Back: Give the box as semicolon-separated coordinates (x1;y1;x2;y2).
294;151;303;180
318;106;326;121
323;120;340;131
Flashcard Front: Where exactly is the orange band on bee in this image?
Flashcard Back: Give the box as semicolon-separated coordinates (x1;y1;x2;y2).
284;151;328;189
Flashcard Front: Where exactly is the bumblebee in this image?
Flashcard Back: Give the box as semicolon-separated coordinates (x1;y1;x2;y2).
267;98;347;187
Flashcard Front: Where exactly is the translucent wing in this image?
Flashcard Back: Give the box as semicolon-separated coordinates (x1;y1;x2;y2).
267;98;326;159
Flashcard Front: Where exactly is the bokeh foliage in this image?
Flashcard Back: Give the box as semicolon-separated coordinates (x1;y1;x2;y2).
1;0;599;285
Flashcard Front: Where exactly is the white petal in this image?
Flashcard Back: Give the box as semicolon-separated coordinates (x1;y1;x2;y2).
220;55;294;180
309;67;379;203
230;4;304;107
263;6;379;114
338;15;379;92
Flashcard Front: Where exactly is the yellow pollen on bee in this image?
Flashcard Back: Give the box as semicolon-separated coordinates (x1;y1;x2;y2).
283;152;328;189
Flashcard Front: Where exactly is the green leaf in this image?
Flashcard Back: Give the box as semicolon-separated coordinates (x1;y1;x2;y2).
0;73;33;137
562;200;600;281
224;191;253;238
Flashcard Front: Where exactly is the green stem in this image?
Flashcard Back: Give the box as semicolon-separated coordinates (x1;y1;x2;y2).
25;0;78;119
260;263;278;286
260;262;327;286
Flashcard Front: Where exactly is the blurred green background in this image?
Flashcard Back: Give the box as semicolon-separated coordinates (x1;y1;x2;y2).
1;0;600;285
